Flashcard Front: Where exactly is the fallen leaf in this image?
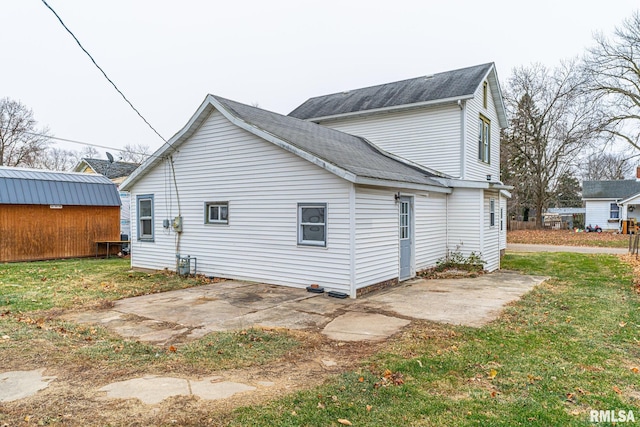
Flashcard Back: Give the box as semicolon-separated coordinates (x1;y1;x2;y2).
489;369;498;379
168;345;177;352
358;376;364;382
383;369;392;378
619;321;627;327
490;391;497;397
338;419;352;426
317;402;325;409
613;386;622;394
631;367;639;374
366;405;372;412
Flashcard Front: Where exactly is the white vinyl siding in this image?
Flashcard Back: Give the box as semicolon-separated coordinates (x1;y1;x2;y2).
446;188;482;263
129;109;353;293
354;187;399;289
584;200;621;231
319;104;462;177
465;78;500;181
499;196;507;251
414;192;447;270
483;191;500;271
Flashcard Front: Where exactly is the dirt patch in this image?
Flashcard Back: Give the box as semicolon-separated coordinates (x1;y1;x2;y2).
0;328;388;426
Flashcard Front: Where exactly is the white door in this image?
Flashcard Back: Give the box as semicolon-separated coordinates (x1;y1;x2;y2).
399;196;412;280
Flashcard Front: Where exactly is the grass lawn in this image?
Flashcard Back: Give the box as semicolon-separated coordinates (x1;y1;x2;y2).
1;254;639;426
508;229;631;248
228;253;640;426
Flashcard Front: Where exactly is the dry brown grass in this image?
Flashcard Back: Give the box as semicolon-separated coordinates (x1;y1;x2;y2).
507;229;630;248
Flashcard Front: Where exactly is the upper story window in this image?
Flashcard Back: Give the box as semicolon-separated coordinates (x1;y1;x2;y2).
610;203;620;219
478;115;491;163
137;194;154;241
205;202;229;224
298;203;326;247
483;81;488;109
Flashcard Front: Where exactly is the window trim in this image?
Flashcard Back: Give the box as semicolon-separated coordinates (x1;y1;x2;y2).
298;203;327;247
205;201;229;225
490;198;496;228
478;115;491;163
610;202;620;220
500;206;504;231
137;194;154;241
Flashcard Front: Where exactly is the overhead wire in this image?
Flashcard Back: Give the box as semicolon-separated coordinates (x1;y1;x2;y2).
40;0;167;144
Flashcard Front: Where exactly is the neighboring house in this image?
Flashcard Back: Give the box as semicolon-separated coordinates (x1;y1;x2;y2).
121;63;510;298
74;158;139;239
582;169;640;231
0;167;121;262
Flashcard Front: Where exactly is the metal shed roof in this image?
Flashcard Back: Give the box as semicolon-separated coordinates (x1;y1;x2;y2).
0;167;121;206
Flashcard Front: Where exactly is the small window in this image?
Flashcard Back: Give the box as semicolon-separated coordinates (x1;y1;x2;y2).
610;203;620;219
483;81;488;109
137;195;154;241
298;203;326;246
490;198;496;227
500;207;504;231
205;202;229;224
478;115;491;163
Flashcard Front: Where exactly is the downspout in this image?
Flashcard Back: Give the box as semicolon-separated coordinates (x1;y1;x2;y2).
445;190;449;254
458;99;466;180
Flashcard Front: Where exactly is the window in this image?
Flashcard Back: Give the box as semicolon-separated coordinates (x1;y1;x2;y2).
298;203;326;246
610;203;620;219
483;81;488;109
137;195;154;241
500;207;504;231
205;202;229;224
478;115;491;163
490;198;496;227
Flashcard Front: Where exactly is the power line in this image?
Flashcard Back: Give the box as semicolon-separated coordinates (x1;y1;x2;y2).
0;126;151;158
40;0;167;143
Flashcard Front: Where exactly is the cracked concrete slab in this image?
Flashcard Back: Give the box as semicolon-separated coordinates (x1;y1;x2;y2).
97;375;256;404
362;272;547;327
0;369;56;402
322;312;411;341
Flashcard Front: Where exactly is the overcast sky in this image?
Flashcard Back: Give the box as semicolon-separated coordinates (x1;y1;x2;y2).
2;1;638;158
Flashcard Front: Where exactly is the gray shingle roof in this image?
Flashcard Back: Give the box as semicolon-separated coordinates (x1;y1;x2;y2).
288;63;494;120
213;96;446;187
0;167;121;206
582;180;640;199
78;158;139;179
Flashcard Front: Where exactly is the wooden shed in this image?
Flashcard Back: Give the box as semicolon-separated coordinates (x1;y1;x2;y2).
0;167;121;262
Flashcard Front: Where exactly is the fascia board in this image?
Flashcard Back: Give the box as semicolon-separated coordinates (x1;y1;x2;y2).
354;177;452;193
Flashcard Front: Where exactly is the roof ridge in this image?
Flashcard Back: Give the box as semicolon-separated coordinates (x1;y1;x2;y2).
298;63;494;102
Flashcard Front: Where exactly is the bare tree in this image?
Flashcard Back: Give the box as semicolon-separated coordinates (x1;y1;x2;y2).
118;143;150;164
501;62;609;228
37;147;78;171
582;150;635;181
584;11;640;151
0;97;50;167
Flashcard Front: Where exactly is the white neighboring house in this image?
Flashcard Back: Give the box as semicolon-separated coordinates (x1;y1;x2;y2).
582;169;640;231
121;63;510;298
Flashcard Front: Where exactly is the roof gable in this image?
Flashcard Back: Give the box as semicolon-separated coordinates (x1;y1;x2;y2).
288;63;507;127
0;167;121;206
121;95;449;192
582;180;640;200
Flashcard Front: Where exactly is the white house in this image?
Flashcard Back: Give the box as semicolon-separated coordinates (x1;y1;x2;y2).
121;63;510;298
583;168;640;231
